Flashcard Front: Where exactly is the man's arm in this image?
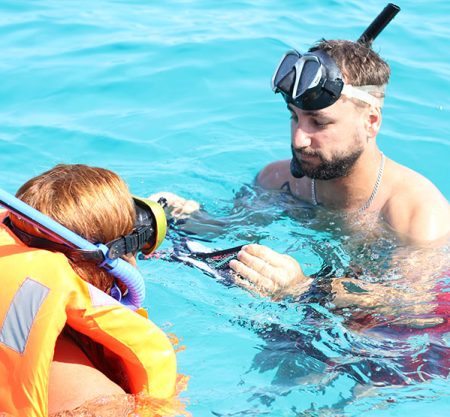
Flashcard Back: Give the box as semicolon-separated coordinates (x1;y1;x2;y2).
147;159;292;219
147;160;299;237
148;191;201;219
147;158;298;224
228;242;447;331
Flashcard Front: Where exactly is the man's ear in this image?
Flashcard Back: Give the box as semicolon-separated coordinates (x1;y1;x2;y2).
366;106;382;139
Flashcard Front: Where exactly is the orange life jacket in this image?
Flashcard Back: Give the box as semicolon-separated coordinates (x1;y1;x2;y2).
0;213;177;417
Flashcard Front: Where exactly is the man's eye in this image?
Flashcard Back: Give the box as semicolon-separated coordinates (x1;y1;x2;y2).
313;119;330;127
289;113;298;122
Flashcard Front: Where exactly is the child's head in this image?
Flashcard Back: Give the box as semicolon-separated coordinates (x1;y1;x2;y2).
15;164;136;292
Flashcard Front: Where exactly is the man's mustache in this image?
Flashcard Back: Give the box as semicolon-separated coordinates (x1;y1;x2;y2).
292;147;322;159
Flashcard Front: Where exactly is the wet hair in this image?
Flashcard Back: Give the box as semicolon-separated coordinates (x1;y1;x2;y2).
14;164;136;292
309;39;390;87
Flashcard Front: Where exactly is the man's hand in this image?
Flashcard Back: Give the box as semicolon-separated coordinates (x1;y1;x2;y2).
229;244;312;301
148;191;200;220
331;278;436;316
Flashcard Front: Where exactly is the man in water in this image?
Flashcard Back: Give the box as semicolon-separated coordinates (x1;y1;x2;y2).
150;39;449;304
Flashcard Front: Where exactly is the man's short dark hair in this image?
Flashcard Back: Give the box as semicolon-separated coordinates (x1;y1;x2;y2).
309;39;390;87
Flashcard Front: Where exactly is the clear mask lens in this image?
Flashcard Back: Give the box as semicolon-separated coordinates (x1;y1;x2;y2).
272;51;300;91
294;57;322;98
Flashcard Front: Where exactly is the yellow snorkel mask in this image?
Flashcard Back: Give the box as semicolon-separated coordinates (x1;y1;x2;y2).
131;196;167;254
7;195;167;263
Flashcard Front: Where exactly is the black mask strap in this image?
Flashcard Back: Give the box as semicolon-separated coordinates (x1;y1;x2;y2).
5;216;154;263
4;216;105;263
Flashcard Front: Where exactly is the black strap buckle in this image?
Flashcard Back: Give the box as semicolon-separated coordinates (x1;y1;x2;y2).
106;226;153;259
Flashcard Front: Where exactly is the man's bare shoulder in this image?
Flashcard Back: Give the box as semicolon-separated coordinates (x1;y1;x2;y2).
256;159;311;200
383;160;449;243
256;159;292;189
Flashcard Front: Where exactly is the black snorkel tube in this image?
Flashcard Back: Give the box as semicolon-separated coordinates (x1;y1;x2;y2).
289;3;400;179
357;3;400;46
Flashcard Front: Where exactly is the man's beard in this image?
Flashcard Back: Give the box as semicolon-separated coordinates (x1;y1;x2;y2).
290;144;363;180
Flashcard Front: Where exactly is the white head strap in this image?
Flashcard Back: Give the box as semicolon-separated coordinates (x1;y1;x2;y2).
341;84;386;108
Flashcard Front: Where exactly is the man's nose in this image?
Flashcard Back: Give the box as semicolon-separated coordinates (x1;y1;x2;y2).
292;124;312;148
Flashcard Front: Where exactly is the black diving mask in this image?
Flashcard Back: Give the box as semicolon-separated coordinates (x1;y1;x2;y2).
271;3;400;110
271;49;384;111
7;196;167;263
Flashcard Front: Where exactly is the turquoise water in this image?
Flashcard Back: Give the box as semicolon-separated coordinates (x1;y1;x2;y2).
0;0;449;416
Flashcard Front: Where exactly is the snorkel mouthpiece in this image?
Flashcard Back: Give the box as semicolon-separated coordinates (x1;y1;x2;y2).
290;147;305;179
